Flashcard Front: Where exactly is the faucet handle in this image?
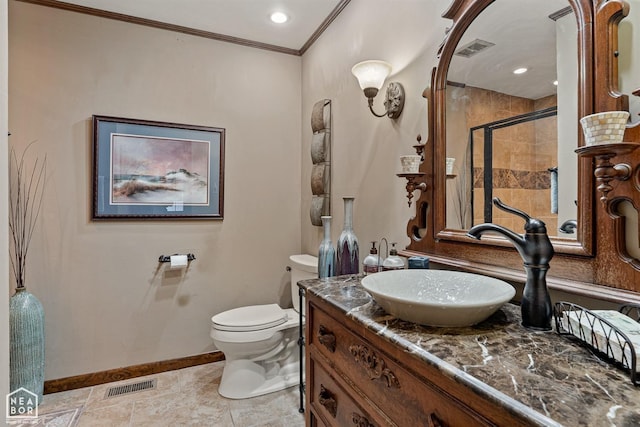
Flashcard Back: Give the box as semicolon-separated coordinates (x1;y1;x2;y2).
492;198;531;221
492;198;547;233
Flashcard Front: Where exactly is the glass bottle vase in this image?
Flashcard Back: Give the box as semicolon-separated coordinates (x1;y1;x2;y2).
318;216;336;278
336;197;359;275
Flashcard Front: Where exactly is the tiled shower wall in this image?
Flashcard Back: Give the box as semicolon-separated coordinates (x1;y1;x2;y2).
454;86;558;232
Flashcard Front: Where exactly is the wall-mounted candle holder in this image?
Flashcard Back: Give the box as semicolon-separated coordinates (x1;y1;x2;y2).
397;173;427;207
413;134;426;161
397;134;428;207
400;155;422;174
575;142;640;203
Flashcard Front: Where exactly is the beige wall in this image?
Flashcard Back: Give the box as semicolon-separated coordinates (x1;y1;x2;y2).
2;0;9;417
620;0;640;124
301;0;451;257
9;1;302;380
556;11;578;232
619;0;640;259
445;85;471;229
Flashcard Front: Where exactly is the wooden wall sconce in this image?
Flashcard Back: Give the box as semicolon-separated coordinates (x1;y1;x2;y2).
575;142;640;203
412;134;426;161
397;135;428;207
397;173;427;207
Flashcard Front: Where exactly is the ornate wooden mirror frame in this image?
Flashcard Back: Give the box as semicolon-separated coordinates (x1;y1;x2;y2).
404;0;640;301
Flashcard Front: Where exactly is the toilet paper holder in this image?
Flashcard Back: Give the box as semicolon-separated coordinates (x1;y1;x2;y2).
158;253;196;263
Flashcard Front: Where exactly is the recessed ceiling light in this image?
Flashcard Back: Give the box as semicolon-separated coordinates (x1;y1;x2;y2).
553;80;558;86
270;12;288;24
513;67;528;75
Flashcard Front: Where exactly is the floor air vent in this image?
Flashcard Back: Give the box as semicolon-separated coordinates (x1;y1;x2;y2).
105;379;157;398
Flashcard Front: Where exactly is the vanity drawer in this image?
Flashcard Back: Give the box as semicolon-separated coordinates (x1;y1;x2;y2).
309;410;327;427
308;303;493;427
308;355;389;427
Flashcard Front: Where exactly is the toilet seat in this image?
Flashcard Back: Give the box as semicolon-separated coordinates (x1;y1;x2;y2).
211;307;299;344
212;304;288;332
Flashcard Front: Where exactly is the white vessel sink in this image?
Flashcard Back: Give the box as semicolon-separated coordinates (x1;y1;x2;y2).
361;269;516;327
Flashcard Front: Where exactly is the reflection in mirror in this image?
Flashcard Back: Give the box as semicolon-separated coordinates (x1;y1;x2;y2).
618;200;640;260
444;0;578;239
618;3;640;125
469;107;558;230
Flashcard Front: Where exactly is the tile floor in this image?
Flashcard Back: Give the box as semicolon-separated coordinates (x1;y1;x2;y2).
8;361;305;427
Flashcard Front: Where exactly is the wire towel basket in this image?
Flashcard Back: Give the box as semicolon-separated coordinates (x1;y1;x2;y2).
554;301;640;386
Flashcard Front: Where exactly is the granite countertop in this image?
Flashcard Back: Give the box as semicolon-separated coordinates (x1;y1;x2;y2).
299;275;640;427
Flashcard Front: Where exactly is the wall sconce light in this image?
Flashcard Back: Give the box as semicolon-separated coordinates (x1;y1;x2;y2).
351;60;405;119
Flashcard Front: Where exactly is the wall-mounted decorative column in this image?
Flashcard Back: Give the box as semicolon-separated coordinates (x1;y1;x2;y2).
310;99;332;226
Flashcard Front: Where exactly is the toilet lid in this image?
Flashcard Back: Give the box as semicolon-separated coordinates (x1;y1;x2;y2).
212;304;288;332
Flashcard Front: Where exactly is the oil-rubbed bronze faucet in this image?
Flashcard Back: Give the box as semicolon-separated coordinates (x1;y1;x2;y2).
467;198;554;331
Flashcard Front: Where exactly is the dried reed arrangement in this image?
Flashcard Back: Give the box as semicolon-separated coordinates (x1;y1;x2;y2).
8;143;47;290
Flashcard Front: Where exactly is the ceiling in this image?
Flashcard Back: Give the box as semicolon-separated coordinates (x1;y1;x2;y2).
447;0;570;100
22;0;571;100
22;0;348;55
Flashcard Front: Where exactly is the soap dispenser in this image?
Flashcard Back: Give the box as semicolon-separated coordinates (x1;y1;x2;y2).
382;243;405;271
363;241;381;275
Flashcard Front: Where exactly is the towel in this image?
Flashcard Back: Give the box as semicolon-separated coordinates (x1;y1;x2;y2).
549;167;558;214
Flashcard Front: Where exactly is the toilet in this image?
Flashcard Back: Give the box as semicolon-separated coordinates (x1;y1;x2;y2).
210;254;318;399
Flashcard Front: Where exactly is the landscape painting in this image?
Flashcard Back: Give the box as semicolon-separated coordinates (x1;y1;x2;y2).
111;134;210;205
93;115;225;219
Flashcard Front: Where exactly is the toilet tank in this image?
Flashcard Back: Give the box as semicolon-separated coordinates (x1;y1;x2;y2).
289;254;318;313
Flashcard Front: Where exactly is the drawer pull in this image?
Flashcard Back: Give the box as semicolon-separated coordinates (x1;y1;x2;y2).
349;344;400;388
352;412;375;427
318;325;336;352
319;384;337;418
428;412;443;427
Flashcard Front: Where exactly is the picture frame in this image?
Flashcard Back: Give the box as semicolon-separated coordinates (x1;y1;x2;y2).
92;115;225;219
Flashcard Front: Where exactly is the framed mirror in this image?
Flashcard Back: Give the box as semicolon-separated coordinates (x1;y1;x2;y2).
405;0;640;299
426;0;594;256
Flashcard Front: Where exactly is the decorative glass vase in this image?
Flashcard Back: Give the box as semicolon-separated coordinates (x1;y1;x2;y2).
10;287;45;405
318;216;336;278
336;197;359;275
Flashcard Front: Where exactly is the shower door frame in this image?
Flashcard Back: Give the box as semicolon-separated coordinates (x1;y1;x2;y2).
469;105;558;224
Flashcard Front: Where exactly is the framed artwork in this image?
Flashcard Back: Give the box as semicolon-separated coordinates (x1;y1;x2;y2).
92;115;225;219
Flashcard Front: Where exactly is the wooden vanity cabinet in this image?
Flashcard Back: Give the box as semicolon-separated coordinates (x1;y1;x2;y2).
305;292;535;427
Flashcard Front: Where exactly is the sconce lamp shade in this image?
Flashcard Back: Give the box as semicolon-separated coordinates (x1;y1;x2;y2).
351;60;404;119
351;60;392;91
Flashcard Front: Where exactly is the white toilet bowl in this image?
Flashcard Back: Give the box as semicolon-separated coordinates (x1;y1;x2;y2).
210;254;317;399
